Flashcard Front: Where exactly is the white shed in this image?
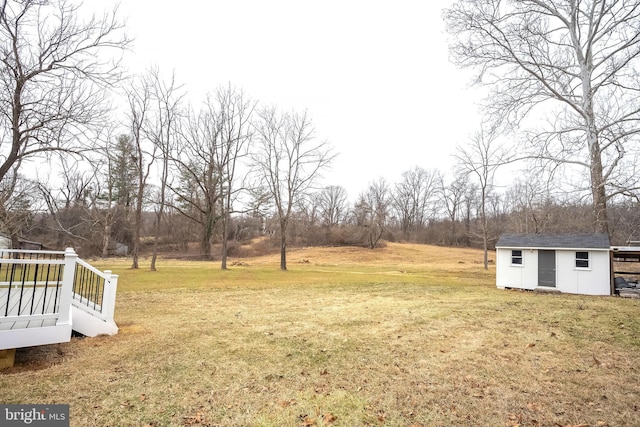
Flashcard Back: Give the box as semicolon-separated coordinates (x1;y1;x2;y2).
495;234;611;296
0;234;10;250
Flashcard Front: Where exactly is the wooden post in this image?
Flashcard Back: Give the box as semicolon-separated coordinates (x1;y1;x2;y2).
610;250;615;296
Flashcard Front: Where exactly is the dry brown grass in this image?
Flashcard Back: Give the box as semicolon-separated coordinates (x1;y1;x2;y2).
1;243;639;426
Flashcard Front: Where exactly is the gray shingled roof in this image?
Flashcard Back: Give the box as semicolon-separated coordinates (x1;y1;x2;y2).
496;233;610;249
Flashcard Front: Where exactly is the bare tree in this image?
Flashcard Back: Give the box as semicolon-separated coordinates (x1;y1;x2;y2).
82;124;126;258
438;172;469;246
126;76;156;269
455;127;510;269
215;85;255;270
147;69;184;271
39;158;98;244
504;174;555;234
444;0;640;235
2;173;39;246
0;0;129;193
168;86;253;266
318;185;349;227
353;178;392;249
393;166;440;237
171;104;223;259
252;107;334;270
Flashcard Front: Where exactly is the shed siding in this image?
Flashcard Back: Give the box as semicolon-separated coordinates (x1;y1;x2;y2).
496;248;538;290
496;248;610;295
556;250;610;295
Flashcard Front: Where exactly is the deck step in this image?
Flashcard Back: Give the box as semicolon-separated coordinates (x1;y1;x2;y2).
71;306;118;337
534;287;561;294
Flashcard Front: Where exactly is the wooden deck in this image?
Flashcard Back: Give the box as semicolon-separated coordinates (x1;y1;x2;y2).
0;248;118;351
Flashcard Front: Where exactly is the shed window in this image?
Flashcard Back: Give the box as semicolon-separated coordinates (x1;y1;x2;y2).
511;250;523;265
575;251;589;268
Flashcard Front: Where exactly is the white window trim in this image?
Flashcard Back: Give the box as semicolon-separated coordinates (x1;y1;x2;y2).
575;251;591;270
511;249;524;267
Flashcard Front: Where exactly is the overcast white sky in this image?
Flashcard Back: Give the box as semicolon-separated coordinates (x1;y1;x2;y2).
98;0;483;198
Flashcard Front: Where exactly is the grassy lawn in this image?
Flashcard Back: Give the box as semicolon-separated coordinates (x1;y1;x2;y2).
1;243;639;426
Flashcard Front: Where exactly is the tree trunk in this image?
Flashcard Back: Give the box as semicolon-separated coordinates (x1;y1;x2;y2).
221;216;228;270
588;133;609;235
202;230;212;261
102;221;111;258
368;224;384;249
131;188;144;269
481;193;488;270
279;219;287;270
483;227;489;270
131;200;141;269
220;193;229;270
150;213;160;271
579;52;609;235
280;234;287;270
131;232;139;269
201;208;215;260
150;180;167;271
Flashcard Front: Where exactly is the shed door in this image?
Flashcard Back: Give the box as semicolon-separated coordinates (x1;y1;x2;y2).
538;250;556;287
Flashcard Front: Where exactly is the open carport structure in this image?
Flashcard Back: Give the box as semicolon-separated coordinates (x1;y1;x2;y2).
611;244;640;297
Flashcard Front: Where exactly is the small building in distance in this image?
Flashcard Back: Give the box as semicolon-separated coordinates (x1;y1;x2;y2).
0;234;45;251
495;233;611;296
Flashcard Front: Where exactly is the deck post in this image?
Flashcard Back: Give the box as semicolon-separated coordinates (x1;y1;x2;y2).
0;349;16;369
57;248;77;327
101;270;118;322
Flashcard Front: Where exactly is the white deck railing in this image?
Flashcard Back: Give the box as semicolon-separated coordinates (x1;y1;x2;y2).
72;257;118;324
0;248;118;350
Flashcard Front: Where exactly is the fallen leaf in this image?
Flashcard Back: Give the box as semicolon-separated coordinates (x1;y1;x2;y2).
507;413;524;424
299;415;316;427
323;413;337;423
139;393;147;402
280;399;297;407
527;343;536;348
184;411;208;425
597;422;609;427
527;402;541;411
